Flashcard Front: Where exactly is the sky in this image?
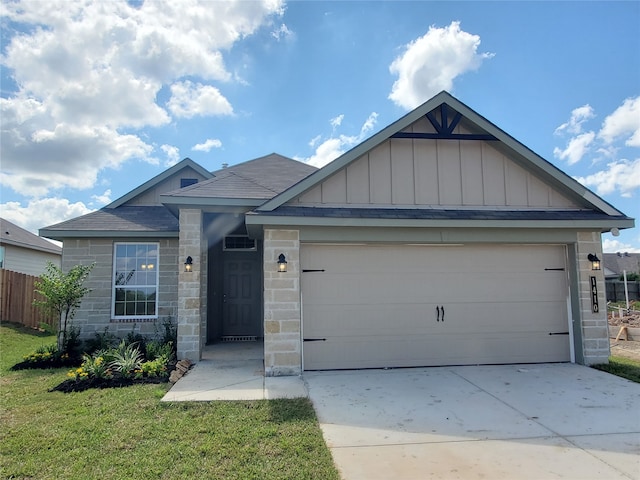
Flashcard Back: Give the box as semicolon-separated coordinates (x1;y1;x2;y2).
1;0;639;252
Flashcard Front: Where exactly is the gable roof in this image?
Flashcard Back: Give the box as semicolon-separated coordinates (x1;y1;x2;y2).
1;218;62;254
107;158;213;208
256;91;627;219
39;206;179;240
603;252;640;275
160;153;316;209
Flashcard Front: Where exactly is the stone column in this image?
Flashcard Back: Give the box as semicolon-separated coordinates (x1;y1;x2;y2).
177;209;204;362
576;231;609;365
263;229;301;376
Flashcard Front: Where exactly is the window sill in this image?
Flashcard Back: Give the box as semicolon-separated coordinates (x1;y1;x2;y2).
110;317;158;323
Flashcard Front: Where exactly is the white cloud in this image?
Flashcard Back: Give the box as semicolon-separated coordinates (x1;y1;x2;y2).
0;0;283;197
91;189;112;206
552;131;595;165
167;81;233;118
330;114;344;129
300;112;378;168
192;139;223;152
161;144;181;166
575;158;640;197
554;104;594;135
271;23;293;41
598;96;640;147
602;238;640;254
1;198;93;235
388;21;493;109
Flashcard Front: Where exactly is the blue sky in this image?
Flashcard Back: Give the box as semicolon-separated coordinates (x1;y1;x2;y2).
1;1;639;251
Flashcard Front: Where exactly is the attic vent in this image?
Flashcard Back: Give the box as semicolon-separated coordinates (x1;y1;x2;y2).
223;235;256;251
180;178;198;188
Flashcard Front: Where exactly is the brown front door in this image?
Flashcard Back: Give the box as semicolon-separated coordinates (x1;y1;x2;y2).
222;255;262;337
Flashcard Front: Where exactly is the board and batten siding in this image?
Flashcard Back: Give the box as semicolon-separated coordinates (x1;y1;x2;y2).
293;131;579;209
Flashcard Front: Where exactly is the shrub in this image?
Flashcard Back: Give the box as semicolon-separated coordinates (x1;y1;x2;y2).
145;340;174;362
109;342;143;378
81;353;113;379
84;328;118;353
138;355;170;379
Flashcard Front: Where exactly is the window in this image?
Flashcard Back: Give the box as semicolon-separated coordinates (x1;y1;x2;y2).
112;243;159;319
223;235;256;251
180;178;198;188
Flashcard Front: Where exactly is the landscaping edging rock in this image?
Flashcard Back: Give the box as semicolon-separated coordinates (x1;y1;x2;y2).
169;359;193;384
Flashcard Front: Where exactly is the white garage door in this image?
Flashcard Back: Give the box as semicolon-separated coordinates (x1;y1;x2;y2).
301;244;571;370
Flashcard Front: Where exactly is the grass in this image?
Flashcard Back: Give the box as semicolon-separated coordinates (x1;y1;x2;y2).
0;323;339;480
593;355;640;384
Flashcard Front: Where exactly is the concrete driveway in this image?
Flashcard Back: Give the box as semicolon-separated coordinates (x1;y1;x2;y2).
305;364;639;480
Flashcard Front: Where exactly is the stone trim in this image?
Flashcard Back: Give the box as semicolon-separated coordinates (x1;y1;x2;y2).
263;229;301;376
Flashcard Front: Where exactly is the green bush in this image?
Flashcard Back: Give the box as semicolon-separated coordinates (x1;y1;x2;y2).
109;341;144;378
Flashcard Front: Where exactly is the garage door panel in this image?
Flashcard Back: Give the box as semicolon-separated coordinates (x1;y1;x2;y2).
304;331;570;370
302;244;571;370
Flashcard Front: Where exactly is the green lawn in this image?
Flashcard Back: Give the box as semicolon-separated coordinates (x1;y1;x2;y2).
593;355;640;384
0;323;339;480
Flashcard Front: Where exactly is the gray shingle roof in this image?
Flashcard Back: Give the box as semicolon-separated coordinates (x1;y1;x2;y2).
163;153;317;200
603;253;640;275
1;218;62;254
40;207;178;237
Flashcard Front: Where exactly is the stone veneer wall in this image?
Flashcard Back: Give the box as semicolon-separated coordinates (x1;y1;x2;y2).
263;229;301;376
576;231;609;365
177;209;206;362
61;238;178;339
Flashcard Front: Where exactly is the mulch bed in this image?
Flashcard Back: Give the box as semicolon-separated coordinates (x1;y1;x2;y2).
10;356;82;371
50;375;170;393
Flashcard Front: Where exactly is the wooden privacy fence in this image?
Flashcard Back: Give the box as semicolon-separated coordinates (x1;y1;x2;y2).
0;269;56;329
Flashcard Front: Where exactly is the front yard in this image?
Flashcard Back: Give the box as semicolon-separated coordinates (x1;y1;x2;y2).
0;323;339;480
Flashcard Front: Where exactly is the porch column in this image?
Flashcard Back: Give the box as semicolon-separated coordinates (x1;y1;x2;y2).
177;209;205;362
576;231;608;365
263;229;301;376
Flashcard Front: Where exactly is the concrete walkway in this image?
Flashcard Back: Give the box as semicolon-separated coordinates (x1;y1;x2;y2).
305;364;640;480
161;342;307;401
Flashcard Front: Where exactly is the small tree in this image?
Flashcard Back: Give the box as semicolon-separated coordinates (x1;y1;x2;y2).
34;262;95;352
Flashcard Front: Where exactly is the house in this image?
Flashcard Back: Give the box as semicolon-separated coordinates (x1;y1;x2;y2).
41;91;634;375
603;252;640;302
1;217;62;276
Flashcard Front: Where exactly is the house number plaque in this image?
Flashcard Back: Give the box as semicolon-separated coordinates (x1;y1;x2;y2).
590;276;599;313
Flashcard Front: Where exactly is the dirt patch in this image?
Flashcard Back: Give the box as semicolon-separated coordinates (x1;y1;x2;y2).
609;340;640;362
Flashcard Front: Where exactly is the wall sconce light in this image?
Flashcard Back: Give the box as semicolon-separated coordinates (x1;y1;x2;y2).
184;256;193;273
277;253;287;273
587;253;601;271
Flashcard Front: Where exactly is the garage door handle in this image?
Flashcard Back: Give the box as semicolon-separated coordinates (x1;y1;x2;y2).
436;306;440;322
441;306;444;322
548;332;569;335
303;338;326;342
436;306;444;322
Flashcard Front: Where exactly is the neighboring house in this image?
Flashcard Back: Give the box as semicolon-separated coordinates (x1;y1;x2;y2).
603;252;640;280
41;92;634;375
1;217;62;276
603;252;640;302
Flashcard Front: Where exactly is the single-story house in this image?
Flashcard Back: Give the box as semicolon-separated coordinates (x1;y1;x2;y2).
41;91;634;375
1;217;62;276
603;252;640;302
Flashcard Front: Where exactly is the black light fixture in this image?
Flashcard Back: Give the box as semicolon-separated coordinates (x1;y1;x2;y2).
587;253;601;271
277;253;287;273
184;256;193;273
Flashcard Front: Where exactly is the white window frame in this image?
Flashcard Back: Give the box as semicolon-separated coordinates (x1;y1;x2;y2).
111;242;159;320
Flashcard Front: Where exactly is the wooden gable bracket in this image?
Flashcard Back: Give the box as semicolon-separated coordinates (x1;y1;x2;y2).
391;104;498;141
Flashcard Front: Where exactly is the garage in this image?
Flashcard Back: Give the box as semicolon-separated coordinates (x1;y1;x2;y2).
301;243;572;370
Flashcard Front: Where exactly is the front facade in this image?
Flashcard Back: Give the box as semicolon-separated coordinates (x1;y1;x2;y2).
42;92;634;374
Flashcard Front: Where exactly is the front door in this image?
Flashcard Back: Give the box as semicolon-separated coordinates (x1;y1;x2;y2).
222;254;262;338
